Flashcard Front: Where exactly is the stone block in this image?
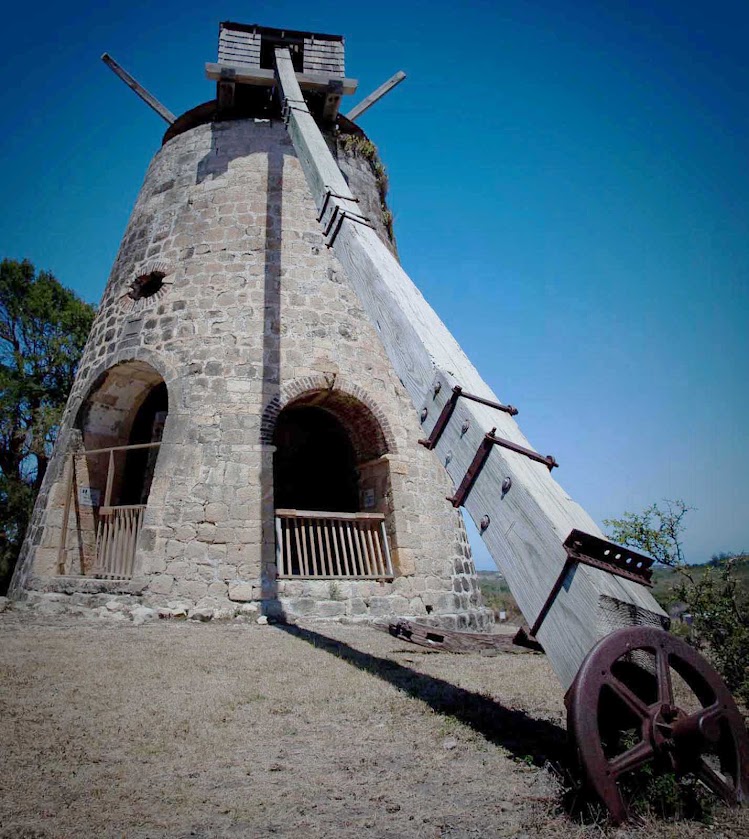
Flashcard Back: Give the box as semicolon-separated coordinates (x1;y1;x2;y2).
148;575;174;596
314;600;346;618
228;581;257;602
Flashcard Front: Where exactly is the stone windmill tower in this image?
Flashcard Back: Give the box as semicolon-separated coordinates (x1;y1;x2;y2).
10;22;493;628
13;22;749;814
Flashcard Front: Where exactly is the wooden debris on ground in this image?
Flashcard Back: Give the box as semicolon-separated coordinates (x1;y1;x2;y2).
377;619;544;655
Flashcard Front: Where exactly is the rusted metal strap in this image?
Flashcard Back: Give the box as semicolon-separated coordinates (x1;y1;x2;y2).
322;203;373;247
419;385;518;451
530;529;654;637
446;429;558;508
316;187;359;223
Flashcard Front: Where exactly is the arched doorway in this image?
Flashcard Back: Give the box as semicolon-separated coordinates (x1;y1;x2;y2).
59;361;168;578
272;390;394;580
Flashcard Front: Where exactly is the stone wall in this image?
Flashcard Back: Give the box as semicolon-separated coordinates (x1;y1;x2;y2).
11;117;493;630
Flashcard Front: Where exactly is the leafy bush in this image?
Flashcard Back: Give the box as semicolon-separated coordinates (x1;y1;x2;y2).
605;500;749;708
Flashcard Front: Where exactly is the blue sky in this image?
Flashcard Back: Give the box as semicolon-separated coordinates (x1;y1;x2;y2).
1;1;747;568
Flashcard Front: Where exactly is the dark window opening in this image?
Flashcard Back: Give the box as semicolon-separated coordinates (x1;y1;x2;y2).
273;406;358;513
129;271;165;301
260;37;304;72
121;382;169;505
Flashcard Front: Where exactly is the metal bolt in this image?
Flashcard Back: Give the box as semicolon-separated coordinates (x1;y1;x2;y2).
501;476;512;496
433;381;442;395
480;515;491;532
461;419;470;435
420;407;428;422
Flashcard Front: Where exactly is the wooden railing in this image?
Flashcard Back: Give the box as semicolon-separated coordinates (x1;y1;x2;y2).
275;509;394;579
92;505;146;579
57;442;160;579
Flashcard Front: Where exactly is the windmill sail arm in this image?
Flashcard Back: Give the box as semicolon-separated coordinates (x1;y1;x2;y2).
274;48;666;690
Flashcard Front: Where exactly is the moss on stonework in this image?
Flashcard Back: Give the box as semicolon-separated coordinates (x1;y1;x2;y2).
337;134;395;244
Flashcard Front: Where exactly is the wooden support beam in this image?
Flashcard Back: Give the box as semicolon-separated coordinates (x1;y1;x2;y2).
345;70;406;122
273;47;667;691
101;53;176;125
205;62;358;96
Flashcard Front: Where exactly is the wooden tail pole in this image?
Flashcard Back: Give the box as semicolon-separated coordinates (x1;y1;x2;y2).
273;46;668;690
101;53;176;125
345;70;406;122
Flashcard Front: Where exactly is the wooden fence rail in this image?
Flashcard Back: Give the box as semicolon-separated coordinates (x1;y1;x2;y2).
92;505;146;579
56;442;160;579
275;509;394;579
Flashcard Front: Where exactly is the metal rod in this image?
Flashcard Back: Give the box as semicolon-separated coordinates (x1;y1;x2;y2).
345;70;406;122
419;385;518;451
77;441;161;456
101;53;176;125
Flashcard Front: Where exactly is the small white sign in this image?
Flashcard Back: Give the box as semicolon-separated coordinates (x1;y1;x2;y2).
79;487;101;507
362;489;375;509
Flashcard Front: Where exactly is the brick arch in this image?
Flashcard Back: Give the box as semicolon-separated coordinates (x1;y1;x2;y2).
260;374;398;458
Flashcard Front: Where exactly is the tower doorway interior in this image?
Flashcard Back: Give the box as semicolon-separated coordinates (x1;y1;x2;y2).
273;405;358;513
57;361;169;579
272;393;394;580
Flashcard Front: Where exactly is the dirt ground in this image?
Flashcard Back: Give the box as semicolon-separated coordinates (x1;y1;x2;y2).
1;611;746;839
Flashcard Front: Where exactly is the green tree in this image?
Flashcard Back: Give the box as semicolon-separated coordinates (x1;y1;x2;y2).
605;500;749;707
0;259;95;593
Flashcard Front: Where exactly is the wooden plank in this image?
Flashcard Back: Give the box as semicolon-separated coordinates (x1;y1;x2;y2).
346;71;406;122
205;62;358;96
103;450;115;508
275;508;384;521
272;47;669;691
382;619;541;655
275;515;285;577
330;521;343;575
101;53;175;125
56;455;75;575
341;521;353;575
380;522;394;577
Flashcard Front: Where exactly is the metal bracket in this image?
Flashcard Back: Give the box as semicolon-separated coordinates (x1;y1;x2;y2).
322;203;374;247
317;187;359;223
446;429;558;508
530;529;654;637
418;385;518;451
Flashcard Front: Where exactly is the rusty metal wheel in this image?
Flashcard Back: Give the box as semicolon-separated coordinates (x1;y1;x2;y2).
565;626;749;823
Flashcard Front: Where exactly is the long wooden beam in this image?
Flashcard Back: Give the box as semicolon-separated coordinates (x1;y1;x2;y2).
345;70;406;121
273;47;667;690
101;54;175;125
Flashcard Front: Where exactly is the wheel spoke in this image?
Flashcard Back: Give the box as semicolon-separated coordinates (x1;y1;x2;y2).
696;756;736;802
609;675;650;719
609;739;654;777
655;648;674;705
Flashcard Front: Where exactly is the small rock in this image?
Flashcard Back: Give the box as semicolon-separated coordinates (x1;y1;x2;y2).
131;606;156;626
166;602;190;618
442;737;458;751
189;608;214;622
256;615;268;625
105;600;125;612
0;597;10;614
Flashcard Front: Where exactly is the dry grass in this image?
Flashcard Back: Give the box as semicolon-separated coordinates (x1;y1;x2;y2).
0;612;746;838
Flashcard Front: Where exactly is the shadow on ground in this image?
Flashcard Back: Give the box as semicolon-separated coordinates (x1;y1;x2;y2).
275;622;569;768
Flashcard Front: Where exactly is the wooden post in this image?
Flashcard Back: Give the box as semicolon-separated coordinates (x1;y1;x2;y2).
56;455;75;575
101;53;176;125
345;70;406;122
103;449;115;508
273;48;668;689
